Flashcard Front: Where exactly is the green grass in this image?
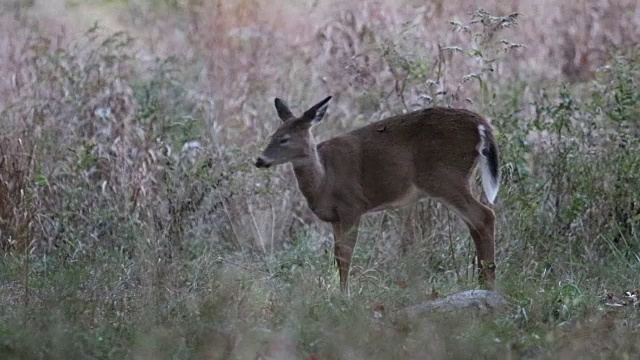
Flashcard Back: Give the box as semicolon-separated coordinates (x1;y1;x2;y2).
0;244;638;359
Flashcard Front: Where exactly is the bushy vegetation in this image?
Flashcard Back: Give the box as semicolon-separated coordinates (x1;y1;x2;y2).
0;1;638;359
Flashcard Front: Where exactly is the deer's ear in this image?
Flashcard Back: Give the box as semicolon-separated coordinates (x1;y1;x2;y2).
303;96;332;125
274;98;294;121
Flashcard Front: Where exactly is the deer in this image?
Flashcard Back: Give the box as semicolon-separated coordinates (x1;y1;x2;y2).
255;96;500;296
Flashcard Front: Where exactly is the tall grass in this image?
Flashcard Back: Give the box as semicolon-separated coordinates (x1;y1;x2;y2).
0;1;639;359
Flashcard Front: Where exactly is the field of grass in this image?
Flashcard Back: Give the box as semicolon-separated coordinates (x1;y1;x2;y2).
0;0;639;358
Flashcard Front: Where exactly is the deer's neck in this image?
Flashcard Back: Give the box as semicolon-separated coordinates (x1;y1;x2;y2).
292;147;326;209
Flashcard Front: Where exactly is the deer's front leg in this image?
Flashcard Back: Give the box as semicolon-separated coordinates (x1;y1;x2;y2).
332;217;360;297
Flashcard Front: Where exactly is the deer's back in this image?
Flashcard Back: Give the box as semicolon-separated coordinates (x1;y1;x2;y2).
316;107;487;211
332;107;484;162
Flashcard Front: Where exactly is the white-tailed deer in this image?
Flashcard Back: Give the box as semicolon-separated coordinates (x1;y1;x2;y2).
255;96;499;295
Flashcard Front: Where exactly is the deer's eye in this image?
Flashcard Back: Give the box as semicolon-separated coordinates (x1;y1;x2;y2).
279;137;290;145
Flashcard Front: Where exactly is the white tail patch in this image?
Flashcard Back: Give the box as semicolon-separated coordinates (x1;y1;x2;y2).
477;125;499;204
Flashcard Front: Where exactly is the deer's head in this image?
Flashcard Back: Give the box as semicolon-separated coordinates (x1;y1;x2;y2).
255;96;332;168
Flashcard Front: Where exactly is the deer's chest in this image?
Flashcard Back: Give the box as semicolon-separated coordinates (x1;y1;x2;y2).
308;200;339;223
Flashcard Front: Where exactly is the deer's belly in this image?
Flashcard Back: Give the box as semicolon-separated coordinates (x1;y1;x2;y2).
370;184;424;212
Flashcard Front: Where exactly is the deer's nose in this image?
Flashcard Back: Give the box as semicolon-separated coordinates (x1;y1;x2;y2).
255;156;271;168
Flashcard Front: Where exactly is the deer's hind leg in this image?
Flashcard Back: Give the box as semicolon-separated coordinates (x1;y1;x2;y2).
449;189;496;287
421;175;496;288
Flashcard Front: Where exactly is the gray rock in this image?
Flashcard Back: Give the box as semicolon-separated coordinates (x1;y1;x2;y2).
404;290;508;317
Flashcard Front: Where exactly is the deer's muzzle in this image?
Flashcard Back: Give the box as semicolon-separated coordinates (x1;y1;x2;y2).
254;156;271;168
